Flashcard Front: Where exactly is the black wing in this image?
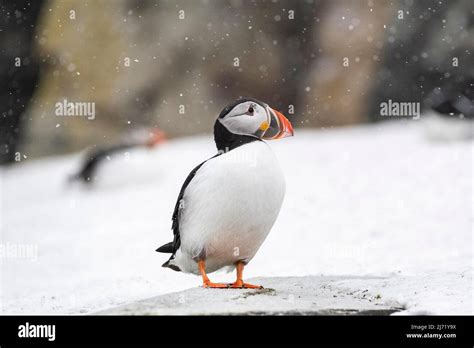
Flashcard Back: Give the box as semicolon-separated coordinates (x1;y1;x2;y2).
156;154;221;259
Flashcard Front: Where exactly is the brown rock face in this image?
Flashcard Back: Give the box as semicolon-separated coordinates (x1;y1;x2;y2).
20;0;470;158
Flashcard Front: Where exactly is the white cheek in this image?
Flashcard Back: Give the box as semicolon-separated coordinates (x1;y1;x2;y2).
221;116;260;135
256;111;267;124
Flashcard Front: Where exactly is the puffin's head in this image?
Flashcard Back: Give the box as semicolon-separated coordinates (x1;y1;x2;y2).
216;98;294;140
126;127;167;148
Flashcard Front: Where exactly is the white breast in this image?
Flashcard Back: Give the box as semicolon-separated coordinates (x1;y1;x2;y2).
174;141;285;274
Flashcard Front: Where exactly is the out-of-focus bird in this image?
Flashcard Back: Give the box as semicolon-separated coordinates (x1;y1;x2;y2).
156;98;293;288
422;83;473;141
69;127;166;185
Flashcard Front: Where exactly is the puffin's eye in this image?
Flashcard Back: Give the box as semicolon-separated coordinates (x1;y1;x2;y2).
247;105;255;115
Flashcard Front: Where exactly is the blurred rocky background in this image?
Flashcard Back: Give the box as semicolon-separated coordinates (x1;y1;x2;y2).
1;0;472;164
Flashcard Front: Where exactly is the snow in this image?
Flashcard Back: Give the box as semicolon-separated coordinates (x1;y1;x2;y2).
0;120;472;314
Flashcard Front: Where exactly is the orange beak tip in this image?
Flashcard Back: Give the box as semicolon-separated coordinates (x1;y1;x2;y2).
272;108;294;139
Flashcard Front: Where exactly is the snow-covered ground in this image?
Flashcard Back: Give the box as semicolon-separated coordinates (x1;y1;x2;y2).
0;120;472;314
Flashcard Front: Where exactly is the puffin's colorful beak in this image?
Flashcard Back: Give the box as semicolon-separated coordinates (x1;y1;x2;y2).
262;108;294;140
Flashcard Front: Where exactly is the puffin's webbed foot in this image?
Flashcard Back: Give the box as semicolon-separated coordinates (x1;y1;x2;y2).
228;261;263;289
202;280;229;288
198;260;264;289
228;279;263;289
198;260;229;289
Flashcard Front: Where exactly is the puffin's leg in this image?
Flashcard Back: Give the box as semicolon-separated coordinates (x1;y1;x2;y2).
229;262;263;289
198;260;228;288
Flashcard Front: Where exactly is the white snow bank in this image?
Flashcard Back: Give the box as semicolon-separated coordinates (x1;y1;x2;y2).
0;120;472;314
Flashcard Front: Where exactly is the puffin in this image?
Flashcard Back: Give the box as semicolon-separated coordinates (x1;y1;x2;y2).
156;98;293;288
69;128;166;184
422;83;473;141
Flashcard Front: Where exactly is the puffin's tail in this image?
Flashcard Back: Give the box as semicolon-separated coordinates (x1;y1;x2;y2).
155;242;173;253
156;242;181;272
161;259;181;272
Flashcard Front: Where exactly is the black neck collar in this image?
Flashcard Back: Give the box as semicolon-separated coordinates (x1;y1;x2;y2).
213;120;260;153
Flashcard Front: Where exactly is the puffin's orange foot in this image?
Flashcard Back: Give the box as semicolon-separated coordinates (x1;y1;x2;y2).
202;281;229;289
228;280;263;289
